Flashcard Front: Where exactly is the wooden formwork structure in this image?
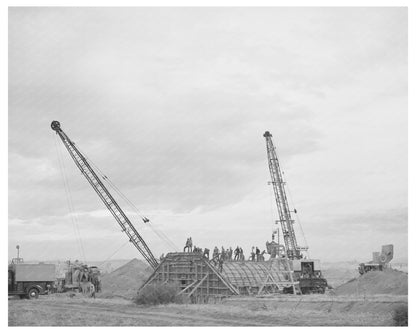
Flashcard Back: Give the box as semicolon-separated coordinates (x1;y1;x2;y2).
140;252;238;303
221;257;301;295
140;252;300;302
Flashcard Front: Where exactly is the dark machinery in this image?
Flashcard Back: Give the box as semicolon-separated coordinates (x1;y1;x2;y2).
358;244;393;275
263;131;327;294
51;121;158;269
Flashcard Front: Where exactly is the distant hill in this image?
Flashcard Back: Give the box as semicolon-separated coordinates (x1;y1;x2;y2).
99;258;153;299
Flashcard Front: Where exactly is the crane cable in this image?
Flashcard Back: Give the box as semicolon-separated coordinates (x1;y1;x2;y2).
55;135;86;262
92;163;178;252
77;147;178;252
54;135;86;262
286;185;310;258
101;240;130;267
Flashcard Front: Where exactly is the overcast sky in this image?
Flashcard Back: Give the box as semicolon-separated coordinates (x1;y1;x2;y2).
8;7;407;263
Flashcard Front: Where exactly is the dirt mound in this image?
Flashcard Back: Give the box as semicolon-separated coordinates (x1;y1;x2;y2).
335;270;407;296
99;258;153;299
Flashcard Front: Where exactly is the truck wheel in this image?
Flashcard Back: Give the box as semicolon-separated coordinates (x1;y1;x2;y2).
28;288;39;299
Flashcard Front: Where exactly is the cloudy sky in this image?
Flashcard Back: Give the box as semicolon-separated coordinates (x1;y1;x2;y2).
8;7;407;263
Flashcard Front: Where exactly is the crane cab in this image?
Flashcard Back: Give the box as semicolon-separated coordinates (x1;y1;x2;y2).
291;259;327;294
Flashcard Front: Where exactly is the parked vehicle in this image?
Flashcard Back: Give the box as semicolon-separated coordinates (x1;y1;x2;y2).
8;262;56;299
358;244;394;275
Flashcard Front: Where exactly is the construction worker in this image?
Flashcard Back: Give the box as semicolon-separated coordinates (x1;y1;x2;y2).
203;248;210;259
184;237;193;252
220;249;226;261
251;247;256;261
258;250;266;261
239;247;244;261
234;247;240;260
213;246;219;260
90;283;96;298
256;247;260;261
218;257;224;272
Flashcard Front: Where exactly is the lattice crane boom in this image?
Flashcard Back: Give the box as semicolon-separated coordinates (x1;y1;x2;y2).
51;120;159;269
263;131;306;260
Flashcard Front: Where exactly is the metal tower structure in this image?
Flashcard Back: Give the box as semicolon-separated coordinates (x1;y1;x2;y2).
263;131;307;260
51;120;158;269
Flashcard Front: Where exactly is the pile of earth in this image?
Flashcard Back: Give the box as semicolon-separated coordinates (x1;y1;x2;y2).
335;269;408;296
98;258;153;299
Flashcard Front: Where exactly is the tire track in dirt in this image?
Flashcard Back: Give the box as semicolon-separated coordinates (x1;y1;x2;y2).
39;302;268;326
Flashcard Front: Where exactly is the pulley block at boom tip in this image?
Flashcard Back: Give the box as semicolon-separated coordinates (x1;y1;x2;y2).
51;120;61;132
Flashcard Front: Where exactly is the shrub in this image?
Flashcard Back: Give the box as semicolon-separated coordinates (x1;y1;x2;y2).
393;305;408;326
134;282;185;306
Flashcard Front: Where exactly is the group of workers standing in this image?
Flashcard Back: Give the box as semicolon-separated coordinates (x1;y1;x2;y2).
182;238;267;272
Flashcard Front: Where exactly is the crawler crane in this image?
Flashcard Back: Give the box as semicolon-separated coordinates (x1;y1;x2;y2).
264;131;327;293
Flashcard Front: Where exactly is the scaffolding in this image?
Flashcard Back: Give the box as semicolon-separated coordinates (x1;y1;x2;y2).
140;252;300;302
140;252;238;302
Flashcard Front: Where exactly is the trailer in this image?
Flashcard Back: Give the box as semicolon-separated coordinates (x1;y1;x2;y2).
8;263;56;299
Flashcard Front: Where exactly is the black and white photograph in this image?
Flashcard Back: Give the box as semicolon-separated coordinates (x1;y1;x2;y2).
5;3;411;327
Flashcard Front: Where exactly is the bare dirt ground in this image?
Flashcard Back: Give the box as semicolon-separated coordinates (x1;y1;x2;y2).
8;293;407;326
